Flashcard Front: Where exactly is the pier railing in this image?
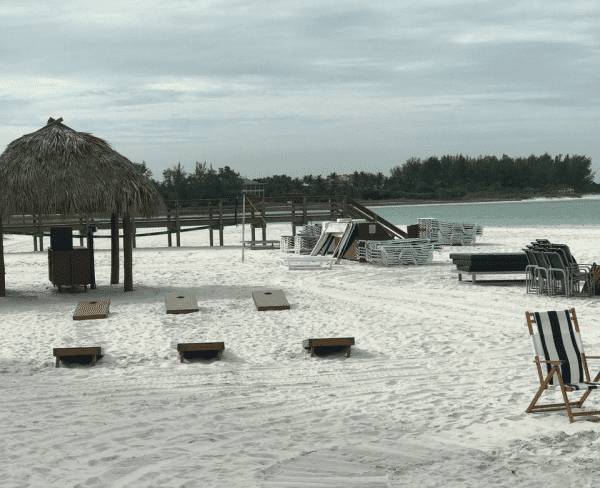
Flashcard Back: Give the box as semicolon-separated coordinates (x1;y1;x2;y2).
4;195;402;249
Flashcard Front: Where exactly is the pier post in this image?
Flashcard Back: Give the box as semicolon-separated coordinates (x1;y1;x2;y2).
291;201;296;236
302;197;308;225
209;207;214;246
176;201;181;247
33;215;38;251
261;196;266;242
219;201;224;246
38;214;43;251
111;212;119;284
250;205;255;241
79;216;84;246
167;208;172;247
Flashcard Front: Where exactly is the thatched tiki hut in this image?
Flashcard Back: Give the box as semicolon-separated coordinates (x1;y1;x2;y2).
0;117;166;296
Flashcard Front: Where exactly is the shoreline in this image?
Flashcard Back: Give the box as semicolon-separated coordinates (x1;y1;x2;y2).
358;193;600;208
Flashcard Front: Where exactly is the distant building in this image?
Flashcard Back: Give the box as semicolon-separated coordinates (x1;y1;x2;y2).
558;188;574;193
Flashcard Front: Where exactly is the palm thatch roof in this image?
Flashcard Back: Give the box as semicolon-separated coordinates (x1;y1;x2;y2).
0;117;166;218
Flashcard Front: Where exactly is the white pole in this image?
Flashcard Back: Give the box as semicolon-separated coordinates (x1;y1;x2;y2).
242;192;246;263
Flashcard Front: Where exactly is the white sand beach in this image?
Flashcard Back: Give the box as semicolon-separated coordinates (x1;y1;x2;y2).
3;223;600;487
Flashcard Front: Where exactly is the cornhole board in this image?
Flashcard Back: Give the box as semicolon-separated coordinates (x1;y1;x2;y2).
53;347;104;368
303;337;355;357
165;293;200;314
252;290;290;311
177;342;225;362
73;300;110;321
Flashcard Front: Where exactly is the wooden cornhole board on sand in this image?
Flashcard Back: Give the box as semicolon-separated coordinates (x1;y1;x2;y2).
252;290;291;311
165;293;200;314
303;338;355;357
73;300;110;320
177;342;225;362
53;347;104;368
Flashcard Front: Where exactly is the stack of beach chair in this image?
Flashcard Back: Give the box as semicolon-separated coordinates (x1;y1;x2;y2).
294;224;322;254
359;239;434;267
421;219;478;246
280;236;296;253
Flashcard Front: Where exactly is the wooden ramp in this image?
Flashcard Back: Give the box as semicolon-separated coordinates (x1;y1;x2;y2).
252;290;290;311
73;300;110;320
303;338;355;357
177;342;225;362
53;347;104;367
165;293;200;314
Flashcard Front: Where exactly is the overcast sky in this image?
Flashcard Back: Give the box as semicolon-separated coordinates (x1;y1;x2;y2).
2;0;599;182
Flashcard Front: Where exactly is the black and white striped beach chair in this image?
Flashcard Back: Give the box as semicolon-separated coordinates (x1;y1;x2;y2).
526;309;600;423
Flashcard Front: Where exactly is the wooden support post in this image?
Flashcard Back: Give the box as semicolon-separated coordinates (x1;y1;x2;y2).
123;211;133;292
167;208;172;247
88;223;96;290
131;214;136;249
218;201;224;246
38;213;43;251
209;207;214;246
176;201;181;248
291;203;296;236
0;213;5;297
261;196;266;242
79;217;84;246
251;223;256;242
303;197;308;224
111;213;119;284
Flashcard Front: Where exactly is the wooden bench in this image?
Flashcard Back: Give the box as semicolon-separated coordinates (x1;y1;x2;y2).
303;338;355;357
177;342;225;362
73;300;110;320
282;256;337;270
53;347;104;368
453;269;527;284
165;293;200;314
241;240;281;250
252;290;291;311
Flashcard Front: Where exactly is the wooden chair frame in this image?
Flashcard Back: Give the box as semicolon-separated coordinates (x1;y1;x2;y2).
526;308;600;422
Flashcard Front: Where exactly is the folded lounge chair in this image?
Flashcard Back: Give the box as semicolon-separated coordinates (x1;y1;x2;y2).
525;309;600;422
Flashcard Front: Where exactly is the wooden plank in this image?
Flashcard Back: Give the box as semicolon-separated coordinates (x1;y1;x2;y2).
165;293;200;314
252;290;290;311
53;346;104;368
53;346;104;356
302;337;355;357
177;342;225;362
303;338;355;348
73;300;110;321
177;342;225;352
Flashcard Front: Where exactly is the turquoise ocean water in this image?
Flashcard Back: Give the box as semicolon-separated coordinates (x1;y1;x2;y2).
366;196;600;227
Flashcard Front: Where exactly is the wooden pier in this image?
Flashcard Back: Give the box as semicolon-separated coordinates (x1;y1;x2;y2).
1;195;407;250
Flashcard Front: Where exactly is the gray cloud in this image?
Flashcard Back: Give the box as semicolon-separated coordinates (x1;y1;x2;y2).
1;0;598;179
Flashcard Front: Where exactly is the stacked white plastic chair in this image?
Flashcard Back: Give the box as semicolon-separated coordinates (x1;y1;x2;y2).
359;239;434;267
418;219;443;251
280;236;296;253
294;224;322;254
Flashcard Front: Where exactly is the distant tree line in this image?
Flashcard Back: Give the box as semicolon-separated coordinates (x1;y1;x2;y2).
131;153;597;203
